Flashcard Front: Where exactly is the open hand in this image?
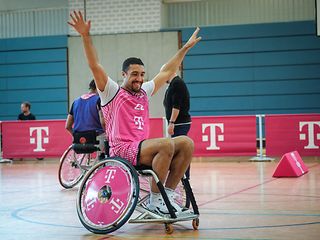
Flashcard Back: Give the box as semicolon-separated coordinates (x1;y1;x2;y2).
167;123;174;136
68;11;91;36
184;27;201;49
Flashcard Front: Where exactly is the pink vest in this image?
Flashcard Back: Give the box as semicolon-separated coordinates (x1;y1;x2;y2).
101;87;149;148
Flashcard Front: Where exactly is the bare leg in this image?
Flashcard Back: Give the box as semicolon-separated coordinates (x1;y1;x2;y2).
165;136;194;190
139;138;175;193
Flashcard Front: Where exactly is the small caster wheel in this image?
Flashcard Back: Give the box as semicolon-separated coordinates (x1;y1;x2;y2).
165;223;174;234
192;218;199;230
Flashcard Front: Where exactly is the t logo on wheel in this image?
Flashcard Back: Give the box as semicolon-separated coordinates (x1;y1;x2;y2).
110;198;124;214
105;169;116;183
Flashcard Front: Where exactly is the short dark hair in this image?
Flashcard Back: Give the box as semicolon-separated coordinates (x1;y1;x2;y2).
122;57;144;72
89;79;96;90
22;101;31;110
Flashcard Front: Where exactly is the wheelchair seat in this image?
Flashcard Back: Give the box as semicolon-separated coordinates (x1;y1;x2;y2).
72;130;99;154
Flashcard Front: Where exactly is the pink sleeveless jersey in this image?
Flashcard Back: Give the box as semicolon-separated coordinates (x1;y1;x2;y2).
101;87;150;165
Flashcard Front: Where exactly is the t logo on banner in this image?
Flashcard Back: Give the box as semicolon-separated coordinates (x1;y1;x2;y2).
29;127;49;152
299;121;320;149
202;123;224;150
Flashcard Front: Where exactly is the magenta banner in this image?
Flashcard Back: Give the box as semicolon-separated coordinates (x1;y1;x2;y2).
188;116;256;156
148;118;163;139
1;118;164;159
2;120;72;159
265;114;320;156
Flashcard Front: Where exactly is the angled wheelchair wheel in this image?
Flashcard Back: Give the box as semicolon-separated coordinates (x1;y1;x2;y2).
58;145;89;189
76;157;140;234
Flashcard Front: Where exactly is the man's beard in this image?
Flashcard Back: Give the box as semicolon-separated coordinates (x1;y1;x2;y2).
132;81;142;92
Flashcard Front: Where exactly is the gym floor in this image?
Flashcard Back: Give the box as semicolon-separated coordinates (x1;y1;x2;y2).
0;157;319;240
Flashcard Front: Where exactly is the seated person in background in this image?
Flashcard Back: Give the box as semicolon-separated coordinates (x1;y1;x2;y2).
18;101;36;120
65;80;107;159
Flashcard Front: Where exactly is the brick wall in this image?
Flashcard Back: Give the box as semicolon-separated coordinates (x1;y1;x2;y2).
68;0;161;35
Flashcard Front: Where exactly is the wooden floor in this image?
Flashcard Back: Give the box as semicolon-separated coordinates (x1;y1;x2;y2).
0;157;319;240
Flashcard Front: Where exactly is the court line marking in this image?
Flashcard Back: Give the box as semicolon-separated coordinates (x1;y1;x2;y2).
95;234;271;240
8;163;320;235
240;192;320;199
132;220;320;232
10;199;320;233
199;163;319;207
11;201;83;229
0;183;59;194
198;178;278;207
198;211;320;217
194;221;320;231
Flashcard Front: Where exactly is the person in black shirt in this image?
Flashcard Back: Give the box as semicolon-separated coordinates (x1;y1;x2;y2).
163;73;192;179
17;101;42;160
18;101;36;120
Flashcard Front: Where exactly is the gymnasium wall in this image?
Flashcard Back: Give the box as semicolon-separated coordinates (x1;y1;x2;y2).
0;36;68;120
0;4;69;121
68;0;161;35
163;0;314;28
0;0;318;121
0;8;68;39
181;20;320;116
68;31;179;118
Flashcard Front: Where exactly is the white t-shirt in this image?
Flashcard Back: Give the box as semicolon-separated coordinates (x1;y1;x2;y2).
98;77;155;106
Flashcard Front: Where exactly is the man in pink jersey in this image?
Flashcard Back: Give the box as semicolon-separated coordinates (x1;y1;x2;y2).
68;11;201;215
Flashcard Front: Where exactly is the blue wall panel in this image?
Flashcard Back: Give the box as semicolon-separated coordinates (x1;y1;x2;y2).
0;48;67;64
181;21;316;41
187;35;320;55
188;79;320;97
0;102;67;120
1;75;67;90
184;50;320;69
181;21;320;117
0;62;67;77
0;35;68;120
0;35;67;51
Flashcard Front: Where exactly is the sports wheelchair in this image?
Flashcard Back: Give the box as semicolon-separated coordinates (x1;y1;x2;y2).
76;156;200;234
59;130;200;234
58;130;108;189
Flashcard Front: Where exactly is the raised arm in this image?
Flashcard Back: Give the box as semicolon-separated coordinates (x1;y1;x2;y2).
152;27;201;95
68;11;108;91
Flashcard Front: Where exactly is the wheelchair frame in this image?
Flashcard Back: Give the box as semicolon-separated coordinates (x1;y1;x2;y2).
58;145;99;189
76;157;200;234
58;130;107;189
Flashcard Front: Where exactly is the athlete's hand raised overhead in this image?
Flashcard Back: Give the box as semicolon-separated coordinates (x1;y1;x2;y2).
68;11;91;37
183;27;201;50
